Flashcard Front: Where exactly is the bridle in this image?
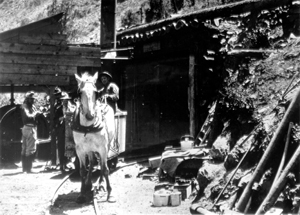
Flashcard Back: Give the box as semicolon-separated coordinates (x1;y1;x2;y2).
78;80;98;120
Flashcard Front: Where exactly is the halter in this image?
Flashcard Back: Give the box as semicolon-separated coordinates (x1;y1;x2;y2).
78;80;98;120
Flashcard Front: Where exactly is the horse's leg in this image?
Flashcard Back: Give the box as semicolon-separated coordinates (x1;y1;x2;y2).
99;139;115;202
96;155;105;192
76;152;88;204
103;161;114;202
85;153;94;192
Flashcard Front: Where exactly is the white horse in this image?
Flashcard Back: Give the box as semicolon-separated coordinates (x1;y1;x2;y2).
72;72;115;203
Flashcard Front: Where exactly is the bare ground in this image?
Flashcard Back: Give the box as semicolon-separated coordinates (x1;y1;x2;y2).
0;160;193;215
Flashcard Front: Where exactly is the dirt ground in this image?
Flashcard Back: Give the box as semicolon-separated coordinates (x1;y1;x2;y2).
0;159;194;215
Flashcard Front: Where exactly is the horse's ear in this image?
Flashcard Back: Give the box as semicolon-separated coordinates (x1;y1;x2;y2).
75;74;82;84
75;74;83;90
93;72;98;83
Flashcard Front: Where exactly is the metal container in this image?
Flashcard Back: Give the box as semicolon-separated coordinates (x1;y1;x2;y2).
153;190;170;207
170;191;181;206
180;135;194;150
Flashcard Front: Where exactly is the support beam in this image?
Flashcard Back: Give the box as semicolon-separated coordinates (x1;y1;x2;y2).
49;86;56;165
189;54;196;137
101;0;116;49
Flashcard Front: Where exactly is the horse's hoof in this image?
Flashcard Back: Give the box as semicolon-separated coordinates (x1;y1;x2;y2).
107;196;116;203
76;195;86;204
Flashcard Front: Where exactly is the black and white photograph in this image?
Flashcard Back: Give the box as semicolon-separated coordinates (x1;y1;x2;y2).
0;0;300;214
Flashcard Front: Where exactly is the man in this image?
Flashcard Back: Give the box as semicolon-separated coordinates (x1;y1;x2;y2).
21;91;41;173
97;71;119;113
60;91;76;170
53;87;67;171
97;71;120;169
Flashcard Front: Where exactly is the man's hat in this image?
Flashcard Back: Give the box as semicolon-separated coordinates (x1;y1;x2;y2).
60;91;71;100
99;71;112;79
54;87;62;95
25;91;38;99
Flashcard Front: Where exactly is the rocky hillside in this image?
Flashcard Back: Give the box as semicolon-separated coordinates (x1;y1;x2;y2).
0;0;240;44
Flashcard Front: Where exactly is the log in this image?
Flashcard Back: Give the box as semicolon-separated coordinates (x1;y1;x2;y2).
235;88;300;212
255;144;300;215
227;49;275;57
271;122;293;189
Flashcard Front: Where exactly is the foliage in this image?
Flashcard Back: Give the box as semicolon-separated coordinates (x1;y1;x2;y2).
121;9;142;28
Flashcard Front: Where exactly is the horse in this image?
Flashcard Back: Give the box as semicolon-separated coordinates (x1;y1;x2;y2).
72;72;116;203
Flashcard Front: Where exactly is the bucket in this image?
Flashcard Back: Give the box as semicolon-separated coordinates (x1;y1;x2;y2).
170;191;181;206
180;135;194;150
153;190;170;207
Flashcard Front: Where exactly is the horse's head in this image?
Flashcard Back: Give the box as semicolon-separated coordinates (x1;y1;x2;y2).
75;72;98;121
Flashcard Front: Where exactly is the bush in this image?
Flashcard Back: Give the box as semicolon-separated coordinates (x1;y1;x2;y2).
121;9;141;28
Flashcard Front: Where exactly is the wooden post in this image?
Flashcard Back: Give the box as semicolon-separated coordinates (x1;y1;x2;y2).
189;54;196;137
255;144;300;214
49;86;56;165
235;88;300;212
101;0;116;49
10;84;14;105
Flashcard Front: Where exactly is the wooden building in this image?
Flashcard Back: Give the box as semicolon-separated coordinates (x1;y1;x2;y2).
0;13;102;163
114;13;223;150
113;0;294;149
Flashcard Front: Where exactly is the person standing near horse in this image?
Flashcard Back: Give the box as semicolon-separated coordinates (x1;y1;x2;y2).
97;71;120;169
97;71;119;113
60;91;77;170
21;91;41;173
53;87;68;171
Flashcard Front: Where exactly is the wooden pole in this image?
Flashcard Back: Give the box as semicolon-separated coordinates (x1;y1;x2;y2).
255;144;300;215
10;84;15;105
50;86;56;165
189;54;196;137
235;88;300;212
212;140;254;208
271;122;293;189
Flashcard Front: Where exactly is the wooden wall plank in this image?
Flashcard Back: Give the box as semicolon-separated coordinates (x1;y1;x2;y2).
0;74;69;86
0;63;77;75
0;43;102;57
0;53;102;67
4;33;68;46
